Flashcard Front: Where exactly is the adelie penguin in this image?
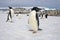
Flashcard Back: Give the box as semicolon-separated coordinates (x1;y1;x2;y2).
45;14;48;18
28;7;42;33
6;6;14;22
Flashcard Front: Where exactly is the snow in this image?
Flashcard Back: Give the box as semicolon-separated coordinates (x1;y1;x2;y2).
0;11;60;40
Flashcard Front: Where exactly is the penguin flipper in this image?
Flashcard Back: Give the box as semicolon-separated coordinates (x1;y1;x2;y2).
36;13;39;26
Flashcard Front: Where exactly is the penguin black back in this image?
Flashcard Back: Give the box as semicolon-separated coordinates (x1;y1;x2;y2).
36;13;39;27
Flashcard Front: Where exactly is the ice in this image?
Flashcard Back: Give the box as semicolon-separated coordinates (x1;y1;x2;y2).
0;11;60;40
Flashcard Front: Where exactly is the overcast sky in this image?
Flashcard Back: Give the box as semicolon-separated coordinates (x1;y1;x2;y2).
0;0;60;8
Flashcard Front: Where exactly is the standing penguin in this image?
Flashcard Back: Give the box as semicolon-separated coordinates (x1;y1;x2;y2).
45;14;48;18
6;6;14;22
28;7;41;33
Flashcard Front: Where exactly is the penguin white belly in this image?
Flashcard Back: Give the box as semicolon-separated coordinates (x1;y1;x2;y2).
10;9;14;21
29;10;38;31
11;9;14;17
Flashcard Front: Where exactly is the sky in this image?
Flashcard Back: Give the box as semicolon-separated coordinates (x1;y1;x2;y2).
0;0;60;9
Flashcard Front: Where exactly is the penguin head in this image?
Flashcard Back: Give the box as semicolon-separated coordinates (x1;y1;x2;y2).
8;6;12;9
31;7;41;12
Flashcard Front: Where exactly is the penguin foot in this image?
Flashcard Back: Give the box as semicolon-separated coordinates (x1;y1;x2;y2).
29;30;37;33
33;31;37;33
10;21;13;23
16;15;18;16
38;28;42;30
29;29;33;31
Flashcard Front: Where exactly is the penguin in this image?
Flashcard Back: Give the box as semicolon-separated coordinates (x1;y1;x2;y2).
45;14;48;18
28;7;41;33
6;6;14;22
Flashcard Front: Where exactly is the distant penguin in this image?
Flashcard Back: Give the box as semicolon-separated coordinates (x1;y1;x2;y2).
6;6;14;22
28;7;41;33
45;14;48;18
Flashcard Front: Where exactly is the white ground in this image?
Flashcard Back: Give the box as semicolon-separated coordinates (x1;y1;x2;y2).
0;11;60;40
